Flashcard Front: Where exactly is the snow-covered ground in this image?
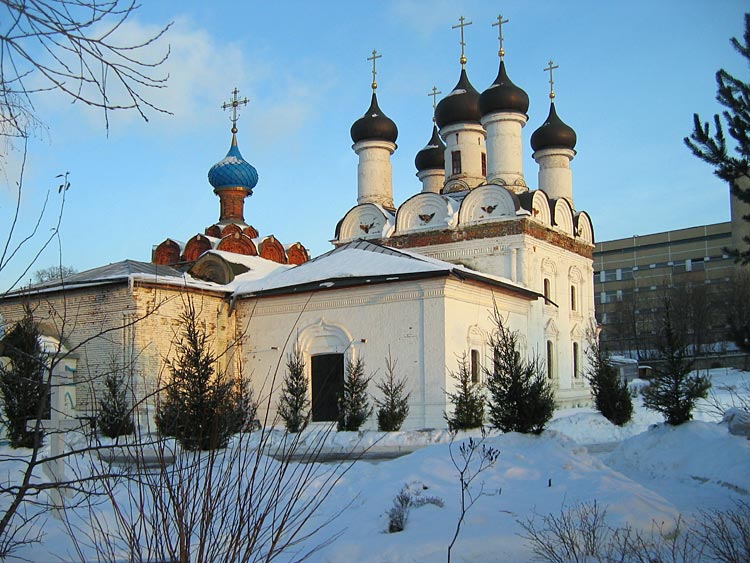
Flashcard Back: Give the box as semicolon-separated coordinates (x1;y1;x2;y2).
3;368;749;562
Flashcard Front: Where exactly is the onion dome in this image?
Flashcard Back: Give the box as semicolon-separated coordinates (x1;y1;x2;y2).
530;102;577;152
350;92;398;144
434;69;481;128
479;60;529;116
415;125;446;172
208;135;259;192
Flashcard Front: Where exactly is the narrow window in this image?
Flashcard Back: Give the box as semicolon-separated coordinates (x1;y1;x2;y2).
543;278;551;301
481;152;487;177
451;150;462;175
573;342;580;378
570;285;577;311
546;340;554;380
470;349;480;383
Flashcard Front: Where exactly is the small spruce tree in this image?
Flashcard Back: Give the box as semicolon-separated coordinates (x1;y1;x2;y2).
155;298;239;450
278;346;310;433
445;353;484;431
98;371;135;438
485;309;554;435
337;356;372;431
0;310;47;448
375;350;410;432
585;330;633;426
643;298;711;425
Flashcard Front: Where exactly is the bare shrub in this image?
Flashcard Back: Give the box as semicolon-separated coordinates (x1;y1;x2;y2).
386;481;443;533
696;500;750;563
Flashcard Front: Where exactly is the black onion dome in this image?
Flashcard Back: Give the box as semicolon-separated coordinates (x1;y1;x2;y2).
350;92;398;144
434;69;481;128
530;102;577;152
479;60;529;116
415;125;446;172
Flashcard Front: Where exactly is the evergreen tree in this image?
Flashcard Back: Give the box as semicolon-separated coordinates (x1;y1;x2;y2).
643;298;712;425
278;346;310;433
375;351;410;431
155;299;239;450
485;310;554;435
0;310;47;448
445;353;484;432
337;357;372;431
585;331;633;426
685;13;750;263
97;371;135;438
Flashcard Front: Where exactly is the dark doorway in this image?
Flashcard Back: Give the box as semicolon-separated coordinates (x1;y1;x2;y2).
311;353;344;422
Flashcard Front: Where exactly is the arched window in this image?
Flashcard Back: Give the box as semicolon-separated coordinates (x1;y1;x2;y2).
572;342;580;378
470;349;480;384
571;285;577;311
452;151;462;175
543;278;551;301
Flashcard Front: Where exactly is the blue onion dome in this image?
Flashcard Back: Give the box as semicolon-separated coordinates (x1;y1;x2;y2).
415;124;446;172
435;69;481;128
530;102;577;152
350;92;398;144
479;60;529;116
208;135;259;192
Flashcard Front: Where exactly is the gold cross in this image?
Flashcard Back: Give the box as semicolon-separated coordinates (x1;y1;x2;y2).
367;49;382;91
544;60;559;100
452;15;473;67
492;14;509;59
222;88;249;134
428;86;442;118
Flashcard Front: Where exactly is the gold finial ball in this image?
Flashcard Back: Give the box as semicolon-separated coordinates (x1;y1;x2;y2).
550;91;556;100
460;55;467;65
499;48;505;58
372;81;378;90
231;126;238;133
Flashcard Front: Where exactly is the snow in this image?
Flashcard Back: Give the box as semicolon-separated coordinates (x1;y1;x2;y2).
3;368;749;562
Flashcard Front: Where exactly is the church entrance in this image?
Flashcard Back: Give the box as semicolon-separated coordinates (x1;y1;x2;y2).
310;353;344;422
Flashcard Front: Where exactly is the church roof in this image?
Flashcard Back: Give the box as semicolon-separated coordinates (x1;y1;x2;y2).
3;260;184;297
232;239;541;300
207;134;259;192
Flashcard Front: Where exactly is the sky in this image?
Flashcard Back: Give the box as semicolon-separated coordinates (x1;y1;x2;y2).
0;0;747;292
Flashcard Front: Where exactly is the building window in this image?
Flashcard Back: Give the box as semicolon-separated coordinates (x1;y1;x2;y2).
451;150;462;175
481;152;487;177
546;340;554;380
572;342;580;378
470;349;480;383
570;285;577;311
543;278;551;301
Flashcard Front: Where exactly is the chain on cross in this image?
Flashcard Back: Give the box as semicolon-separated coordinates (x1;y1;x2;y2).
544;60;559;100
222;88;249;134
367;49;382;91
452;15;473;67
492;14;509;59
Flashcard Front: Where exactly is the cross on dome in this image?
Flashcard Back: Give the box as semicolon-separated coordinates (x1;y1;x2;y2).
428;86;442;122
544;60;559;100
492;14;509;59
367;49;382;92
222;87;249;134
452;15;472;67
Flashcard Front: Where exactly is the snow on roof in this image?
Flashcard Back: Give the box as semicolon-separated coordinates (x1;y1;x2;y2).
232;239;540;299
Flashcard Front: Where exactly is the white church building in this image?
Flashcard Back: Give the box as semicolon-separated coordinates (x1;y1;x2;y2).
0;19;596;429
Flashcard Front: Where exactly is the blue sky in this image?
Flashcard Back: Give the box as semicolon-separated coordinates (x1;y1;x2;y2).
0;0;746;291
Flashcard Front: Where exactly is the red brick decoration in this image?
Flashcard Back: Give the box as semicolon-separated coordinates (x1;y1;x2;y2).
243;225;259;238
221;223;243;237
183;234;214;262
259;236;287;264
380;218;594;259
286;242;310;265
204;225;221;238
216;232;258;256
153;239;181;265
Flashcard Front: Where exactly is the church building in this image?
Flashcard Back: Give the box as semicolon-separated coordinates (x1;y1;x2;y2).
0;17;596;429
